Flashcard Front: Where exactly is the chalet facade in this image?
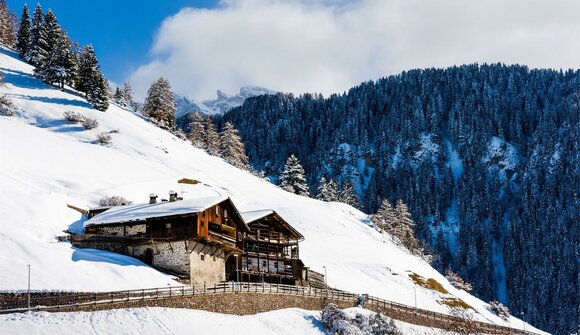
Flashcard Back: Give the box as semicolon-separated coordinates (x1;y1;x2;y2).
233;210;305;285
73;194;312;287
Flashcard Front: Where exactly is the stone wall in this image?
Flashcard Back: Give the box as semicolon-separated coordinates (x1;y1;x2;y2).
190;244;226;286
71;241;126;254
53;293;355;315
130;241;191;276
125;224;146;236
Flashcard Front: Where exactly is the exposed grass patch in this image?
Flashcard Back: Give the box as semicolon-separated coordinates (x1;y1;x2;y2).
408;273;449;294
439;297;472;310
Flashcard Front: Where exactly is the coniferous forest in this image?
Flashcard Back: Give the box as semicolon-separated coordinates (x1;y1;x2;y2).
222;64;579;334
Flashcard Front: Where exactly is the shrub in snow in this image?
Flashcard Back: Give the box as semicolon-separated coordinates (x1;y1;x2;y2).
445;269;473;292
368;313;400;335
321;304;400;335
321;303;359;335
99;195;132;207
82;117;99;130
96;132;112;145
0;95;15;116
488;300;510;321
63;111;84;123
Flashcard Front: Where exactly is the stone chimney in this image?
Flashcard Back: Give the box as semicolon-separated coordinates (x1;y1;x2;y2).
149;193;158;204
169;190;178;202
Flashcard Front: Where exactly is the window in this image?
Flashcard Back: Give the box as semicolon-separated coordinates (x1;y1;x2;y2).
262;260;267;267
224;210;228;218
200;254;205;261
215;206;219;216
165;223;171;229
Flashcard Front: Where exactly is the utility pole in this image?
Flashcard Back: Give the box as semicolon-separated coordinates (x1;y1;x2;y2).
27;264;31;312
521;312;526;331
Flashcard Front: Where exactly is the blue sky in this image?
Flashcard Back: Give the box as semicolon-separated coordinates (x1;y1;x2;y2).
7;0;218;85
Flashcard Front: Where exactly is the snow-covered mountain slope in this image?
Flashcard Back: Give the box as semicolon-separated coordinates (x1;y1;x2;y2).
0;46;543;333
0;307;446;335
175;86;273;116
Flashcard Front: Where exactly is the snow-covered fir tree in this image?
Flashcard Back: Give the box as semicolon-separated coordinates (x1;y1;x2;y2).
188;113;206;149
372;199;398;232
339;180;359;207
35;11;76;89
15;4;30;57
219;122;249;170
204;117;220;156
26;3;47;67
113;87;124;105
316;177;339;202
121;81;134;107
0;0;16;46
279;154;310;196
143;77;176;129
76;45;108;111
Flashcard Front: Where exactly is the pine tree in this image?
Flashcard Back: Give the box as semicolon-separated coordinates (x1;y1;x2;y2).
88;71;109;111
113;87;124;105
16;4;30;57
280;154;310;196
204;117;220;155
394;199;421;253
76;45;97;94
42;9;59;51
188;113;206;149
121;81;133;107
316;177;338;202
36;15;77;89
76;45;108;111
143;77;176;129
219;122;249;169
26;3;47;67
339;180;359;207
0;0;16;46
372;199;398;231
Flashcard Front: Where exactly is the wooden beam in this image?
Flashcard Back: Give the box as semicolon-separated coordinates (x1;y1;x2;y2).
67;204;89;216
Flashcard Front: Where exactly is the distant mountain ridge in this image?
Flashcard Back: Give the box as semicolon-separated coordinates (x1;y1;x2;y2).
175;86;274;117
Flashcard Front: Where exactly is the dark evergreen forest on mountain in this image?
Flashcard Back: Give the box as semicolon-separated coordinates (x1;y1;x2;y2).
221;64;579;334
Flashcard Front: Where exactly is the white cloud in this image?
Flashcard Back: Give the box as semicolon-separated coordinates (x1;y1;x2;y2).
129;0;580;100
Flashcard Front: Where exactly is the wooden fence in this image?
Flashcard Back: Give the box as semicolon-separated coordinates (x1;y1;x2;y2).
0;282;539;335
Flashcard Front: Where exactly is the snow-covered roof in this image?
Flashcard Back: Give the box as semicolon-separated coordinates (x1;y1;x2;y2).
85;195;229;227
240;209;274;223
241;209;304;240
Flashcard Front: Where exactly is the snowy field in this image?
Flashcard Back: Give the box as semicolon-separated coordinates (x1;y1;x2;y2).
0;307;446;335
0;46;544;333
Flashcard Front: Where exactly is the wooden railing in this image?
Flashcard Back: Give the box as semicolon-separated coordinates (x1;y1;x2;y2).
0;283;540;335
